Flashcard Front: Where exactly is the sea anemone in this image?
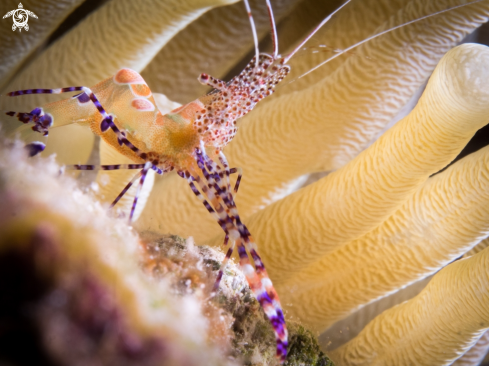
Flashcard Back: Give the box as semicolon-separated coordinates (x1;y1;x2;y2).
1;0;489;364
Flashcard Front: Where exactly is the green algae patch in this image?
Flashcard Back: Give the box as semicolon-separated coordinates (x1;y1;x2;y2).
285;323;334;366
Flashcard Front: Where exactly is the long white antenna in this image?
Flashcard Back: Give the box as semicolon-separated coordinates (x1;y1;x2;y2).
283;0;352;64
298;0;488;79
244;0;260;67
265;0;279;59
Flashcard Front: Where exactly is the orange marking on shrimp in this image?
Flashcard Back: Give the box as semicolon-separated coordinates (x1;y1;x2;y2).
114;68;145;84
131;98;155;111
130;83;152;97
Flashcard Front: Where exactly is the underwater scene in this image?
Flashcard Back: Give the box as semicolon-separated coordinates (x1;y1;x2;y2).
1;0;489;365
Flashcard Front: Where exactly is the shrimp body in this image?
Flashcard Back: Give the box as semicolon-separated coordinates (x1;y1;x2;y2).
6;50;291;363
29;54;289;175
31;68;198;170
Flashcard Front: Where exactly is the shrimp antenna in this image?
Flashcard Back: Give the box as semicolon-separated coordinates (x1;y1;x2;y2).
299;0;487;79
244;0;260;67
283;0;352;64
265;0;279;58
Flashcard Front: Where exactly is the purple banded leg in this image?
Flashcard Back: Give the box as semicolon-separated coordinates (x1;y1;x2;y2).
6;86;85;97
184;169;239;292
200;152;255;270
216;153;233;196
65;163;146;171
200;156;233;208
212;237;236;293
236;222;288;360
180;171;223;225
6;85;146;160
190;158;283;313
195;149;235;214
222;234;229;247
193;150;288;362
238;232;289;361
182;169;238;289
218;152;242;194
202;151;235;206
64;164;164;175
109;170;143;209
229;167;243;194
201;149;241;208
79;87;147;160
234;234;288;361
6;88;85;136
186;156;233;228
128;162;152;223
186;157;261;286
4;108;53;136
184;169;237;293
7;86;163;224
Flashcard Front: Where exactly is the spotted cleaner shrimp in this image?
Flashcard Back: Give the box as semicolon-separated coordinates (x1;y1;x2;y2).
3;0;486;362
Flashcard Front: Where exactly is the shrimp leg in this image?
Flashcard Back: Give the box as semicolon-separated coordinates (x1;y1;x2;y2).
7;86;162;222
217;152;242;194
64;163;164;174
228;167;243;194
189;149;288;361
110;170;143;210
5;107;53;136
128;162;152;222
6;87;146;161
65;163;147;171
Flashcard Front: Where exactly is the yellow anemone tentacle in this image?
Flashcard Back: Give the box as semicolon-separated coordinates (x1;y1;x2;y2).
0;0;84;91
452;331;489;366
279;144;489;332
230;43;489;281
329;247;489;366
465;236;489;257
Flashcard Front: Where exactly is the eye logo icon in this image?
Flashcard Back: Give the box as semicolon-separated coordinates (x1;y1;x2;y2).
3;3;37;32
